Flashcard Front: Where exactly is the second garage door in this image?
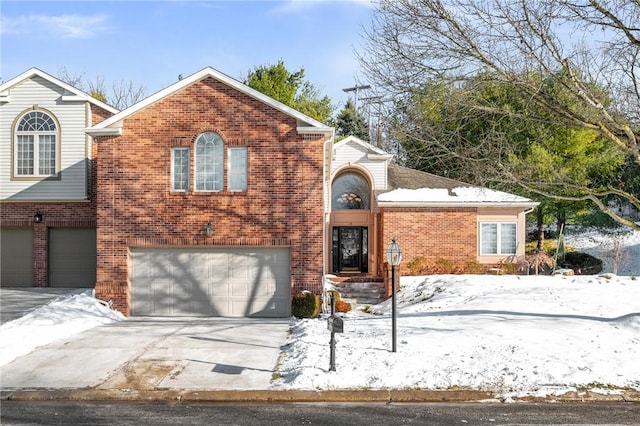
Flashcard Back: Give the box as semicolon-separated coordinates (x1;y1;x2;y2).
130;247;291;317
49;228;97;288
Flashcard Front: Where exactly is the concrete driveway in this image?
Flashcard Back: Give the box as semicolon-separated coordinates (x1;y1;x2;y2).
0;289;291;392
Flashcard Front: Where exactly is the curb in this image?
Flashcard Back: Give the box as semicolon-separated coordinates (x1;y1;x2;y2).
3;388;640;403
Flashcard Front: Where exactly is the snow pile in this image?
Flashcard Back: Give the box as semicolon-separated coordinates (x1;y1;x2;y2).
0;290;124;366
273;274;640;399
565;226;640;276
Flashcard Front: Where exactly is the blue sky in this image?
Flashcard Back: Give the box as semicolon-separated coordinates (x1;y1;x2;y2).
1;0;374;111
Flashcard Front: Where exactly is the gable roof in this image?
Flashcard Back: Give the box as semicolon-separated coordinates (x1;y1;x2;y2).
333;136;391;158
378;165;538;208
86;66;334;138
0;67;119;114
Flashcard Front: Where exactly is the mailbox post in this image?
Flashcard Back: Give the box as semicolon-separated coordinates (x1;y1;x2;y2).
327;293;343;371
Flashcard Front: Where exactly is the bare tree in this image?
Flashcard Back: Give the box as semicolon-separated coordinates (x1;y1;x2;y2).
109;78;148;110
359;0;640;229
57;66;147;110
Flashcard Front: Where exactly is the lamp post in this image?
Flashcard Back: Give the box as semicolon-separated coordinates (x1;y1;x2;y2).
385;238;402;352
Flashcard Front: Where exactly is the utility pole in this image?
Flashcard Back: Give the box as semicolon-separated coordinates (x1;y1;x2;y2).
342;84;371;110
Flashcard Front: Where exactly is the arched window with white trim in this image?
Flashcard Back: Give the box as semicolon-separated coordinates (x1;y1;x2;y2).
195;131;224;191
14;110;58;177
331;172;371;210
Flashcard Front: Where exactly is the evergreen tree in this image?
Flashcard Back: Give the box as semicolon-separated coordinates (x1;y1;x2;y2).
335;99;369;141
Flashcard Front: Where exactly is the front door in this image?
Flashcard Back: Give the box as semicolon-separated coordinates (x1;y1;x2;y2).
332;227;368;273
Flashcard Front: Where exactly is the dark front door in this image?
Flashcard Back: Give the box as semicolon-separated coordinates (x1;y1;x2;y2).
332;227;368;273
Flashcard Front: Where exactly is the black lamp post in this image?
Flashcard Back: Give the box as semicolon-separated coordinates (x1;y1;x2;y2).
385;238;402;352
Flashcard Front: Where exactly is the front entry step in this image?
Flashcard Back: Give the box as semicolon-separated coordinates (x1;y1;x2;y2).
326;276;386;306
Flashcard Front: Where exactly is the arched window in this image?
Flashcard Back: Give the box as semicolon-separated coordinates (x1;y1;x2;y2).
332;172;370;210
195;131;224;191
14;110;58;176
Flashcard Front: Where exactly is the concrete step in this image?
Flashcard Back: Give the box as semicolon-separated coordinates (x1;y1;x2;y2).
332;281;386;306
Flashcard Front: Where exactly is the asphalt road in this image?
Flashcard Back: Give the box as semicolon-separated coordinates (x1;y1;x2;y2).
1;401;639;425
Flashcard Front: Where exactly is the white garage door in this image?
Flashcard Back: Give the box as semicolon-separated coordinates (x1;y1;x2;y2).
130;247;291;317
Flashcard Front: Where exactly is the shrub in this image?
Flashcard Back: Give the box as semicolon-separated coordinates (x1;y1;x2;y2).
335;299;352;313
434;258;459;274
291;291;320;318
561;251;603;275
464;261;484;274
406;256;427;275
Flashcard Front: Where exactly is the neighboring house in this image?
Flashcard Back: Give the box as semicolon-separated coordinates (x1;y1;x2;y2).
2;66;537;318
0;68;117;289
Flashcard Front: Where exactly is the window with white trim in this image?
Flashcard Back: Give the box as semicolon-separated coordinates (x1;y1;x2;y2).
195;132;223;191
228;147;247;192
14;110;58;177
480;222;517;255
171;147;190;191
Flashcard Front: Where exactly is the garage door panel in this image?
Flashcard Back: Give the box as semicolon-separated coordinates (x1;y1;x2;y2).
0;228;33;287
131;247;290;317
49;228;96;288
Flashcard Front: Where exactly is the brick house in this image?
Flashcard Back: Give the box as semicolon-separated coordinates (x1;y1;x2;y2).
85;67;333;317
2;66;537;317
329;136;538;291
0;68;117;289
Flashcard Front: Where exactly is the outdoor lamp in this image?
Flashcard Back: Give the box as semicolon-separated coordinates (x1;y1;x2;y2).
385;238;402;352
205;222;213;237
33;212;43;223
385;238;403;267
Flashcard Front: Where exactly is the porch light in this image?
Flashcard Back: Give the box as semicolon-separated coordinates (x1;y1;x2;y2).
385;238;402;352
33;212;43;223
205;222;213;237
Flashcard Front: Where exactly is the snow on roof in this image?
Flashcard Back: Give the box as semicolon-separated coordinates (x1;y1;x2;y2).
377;186;537;207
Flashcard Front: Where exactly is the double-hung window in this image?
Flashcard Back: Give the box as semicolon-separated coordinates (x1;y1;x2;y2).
228;147;247;192
480;222;517;255
171;147;190;191
14;110;58;177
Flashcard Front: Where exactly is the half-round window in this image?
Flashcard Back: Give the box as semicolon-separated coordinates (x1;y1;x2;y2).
332;172;370;210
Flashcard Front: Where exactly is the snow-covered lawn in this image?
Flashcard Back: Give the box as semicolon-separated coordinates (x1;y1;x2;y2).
273;274;640;400
1;227;638;400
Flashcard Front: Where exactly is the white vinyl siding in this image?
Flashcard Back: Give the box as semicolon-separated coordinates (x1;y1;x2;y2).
480;222;517;255
331;140;387;190
171;147;190;191
0;76;90;200
228;147;247;192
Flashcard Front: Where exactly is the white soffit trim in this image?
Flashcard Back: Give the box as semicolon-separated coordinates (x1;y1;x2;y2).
85;126;123;136
0;67;119;114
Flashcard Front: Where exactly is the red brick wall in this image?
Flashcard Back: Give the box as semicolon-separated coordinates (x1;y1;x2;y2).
90;104;115;126
95;77;325;315
381;207;478;274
